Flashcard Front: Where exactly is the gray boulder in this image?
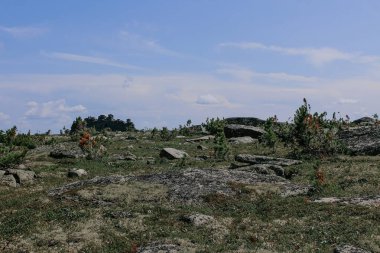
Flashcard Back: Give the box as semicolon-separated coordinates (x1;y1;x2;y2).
334;245;371;253
50;143;85;159
0;174;17;187
160;148;189;160
339;126;380;155
224;124;266;139
235;154;301;166
352;117;375;125
228;136;258;144
8;169;36;185
5;169;36;185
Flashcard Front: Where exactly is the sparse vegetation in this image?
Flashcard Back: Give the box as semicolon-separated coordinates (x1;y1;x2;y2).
279;98;345;158
0;106;379;252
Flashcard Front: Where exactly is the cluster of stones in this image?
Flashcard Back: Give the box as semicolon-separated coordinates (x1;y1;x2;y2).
0;164;36;187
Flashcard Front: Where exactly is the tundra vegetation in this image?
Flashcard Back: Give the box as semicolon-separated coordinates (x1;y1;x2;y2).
0;99;379;253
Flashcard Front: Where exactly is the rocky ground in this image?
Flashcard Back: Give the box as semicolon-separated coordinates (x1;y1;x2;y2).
0;126;379;252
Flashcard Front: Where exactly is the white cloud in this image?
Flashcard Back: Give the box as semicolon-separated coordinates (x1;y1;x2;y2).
196;94;221;105
1;72;380;131
120;31;184;57
217;67;317;83
218;42;378;66
338;98;358;104
0;25;47;38
25;99;86;119
0;112;10;121
43;52;143;70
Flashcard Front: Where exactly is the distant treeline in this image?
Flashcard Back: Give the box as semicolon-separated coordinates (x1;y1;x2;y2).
70;114;136;133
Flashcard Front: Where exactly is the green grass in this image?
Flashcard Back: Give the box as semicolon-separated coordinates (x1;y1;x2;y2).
0;131;379;252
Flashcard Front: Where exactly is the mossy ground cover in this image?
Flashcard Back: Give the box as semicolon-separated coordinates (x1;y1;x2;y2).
0;132;379;252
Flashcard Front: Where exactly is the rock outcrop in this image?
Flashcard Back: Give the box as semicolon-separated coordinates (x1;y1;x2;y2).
225;117;265;126
50;143;85;159
48;168;312;204
339;126;380;155
224;124;266;139
235;154;301;166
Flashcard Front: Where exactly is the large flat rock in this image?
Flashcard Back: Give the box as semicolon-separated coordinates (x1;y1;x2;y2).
235;154;302;166
224;124;266;139
160;148;189;160
48;168;312;204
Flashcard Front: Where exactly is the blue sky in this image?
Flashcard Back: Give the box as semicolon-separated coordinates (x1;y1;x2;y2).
1;1;380;132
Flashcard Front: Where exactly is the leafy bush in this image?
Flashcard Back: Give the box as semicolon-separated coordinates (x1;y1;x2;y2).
280;98;345;157
261;116;279;152
0;126;36;149
0;146;26;168
78;132;106;160
70;117;86;134
178;119;192;136
214;130;230;160
202;117;225;135
160;127;171;141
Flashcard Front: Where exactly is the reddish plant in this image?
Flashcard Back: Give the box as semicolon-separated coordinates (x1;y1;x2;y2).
316;169;325;185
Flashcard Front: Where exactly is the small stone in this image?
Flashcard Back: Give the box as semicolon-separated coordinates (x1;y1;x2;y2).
68;168;88;178
17;164;27;170
197;145;207;150
334;244;371;253
160;148;189;160
181;213;215;227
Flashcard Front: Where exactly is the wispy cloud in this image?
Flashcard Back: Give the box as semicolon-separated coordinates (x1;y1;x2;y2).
338;98;359;104
218;42;379;66
217;67;318;83
43;52;143;70
0;112;10;121
25;99;86;119
196;94;221;105
1;72;380;131
0;25;47;38
120;31;184;57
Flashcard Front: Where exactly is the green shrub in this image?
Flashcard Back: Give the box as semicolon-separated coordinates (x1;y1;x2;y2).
160;127;171;141
202;117;225;135
280;98;345;157
0;146;26;168
261;116;279;152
